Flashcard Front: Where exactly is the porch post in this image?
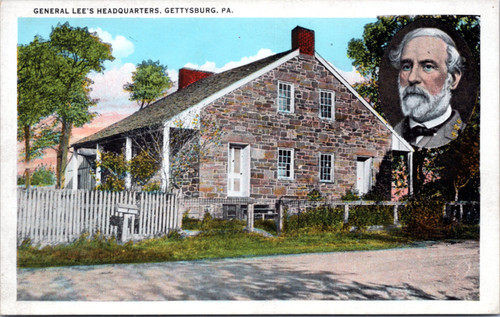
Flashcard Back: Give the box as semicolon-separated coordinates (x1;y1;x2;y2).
72;148;78;190
407;151;414;196
161;125;170;192
125;137;132;190
96;143;102;186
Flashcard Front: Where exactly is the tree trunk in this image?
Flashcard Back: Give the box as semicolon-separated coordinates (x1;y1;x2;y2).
55;120;72;189
23;125;31;189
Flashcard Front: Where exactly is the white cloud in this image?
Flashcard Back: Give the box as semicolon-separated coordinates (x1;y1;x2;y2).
89;27;134;59
329;63;366;86
184;49;366;86
167;69;179;83
166;69;179;94
88;63;137;114
184;48;274;73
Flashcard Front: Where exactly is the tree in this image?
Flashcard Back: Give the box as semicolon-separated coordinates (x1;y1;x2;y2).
94;149;160;192
347;16;412;116
17;38;63;187
428;108;480;201
17;164;56;187
48;22;114;188
123;59;172;110
347;16;480;200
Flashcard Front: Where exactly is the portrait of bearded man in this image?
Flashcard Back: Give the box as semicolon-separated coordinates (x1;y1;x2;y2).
390;27;464;148
378;20;477;150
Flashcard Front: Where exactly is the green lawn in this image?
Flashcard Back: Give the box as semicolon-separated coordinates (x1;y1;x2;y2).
18;214;479;269
17;229;412;268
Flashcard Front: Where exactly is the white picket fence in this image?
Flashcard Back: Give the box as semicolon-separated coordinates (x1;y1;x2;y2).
17;189;181;245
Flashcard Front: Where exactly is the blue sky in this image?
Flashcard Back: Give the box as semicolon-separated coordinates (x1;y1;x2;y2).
18;18;375;115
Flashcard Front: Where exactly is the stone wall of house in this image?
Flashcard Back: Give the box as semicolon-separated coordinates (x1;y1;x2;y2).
195;53;393;201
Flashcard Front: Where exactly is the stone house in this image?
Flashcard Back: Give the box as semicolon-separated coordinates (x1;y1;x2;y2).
67;26;413;212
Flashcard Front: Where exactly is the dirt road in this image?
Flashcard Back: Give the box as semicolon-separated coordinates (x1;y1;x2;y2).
17;240;479;301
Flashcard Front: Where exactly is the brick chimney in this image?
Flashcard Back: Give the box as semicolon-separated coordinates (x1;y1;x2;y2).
178;68;213;90
292;26;315;56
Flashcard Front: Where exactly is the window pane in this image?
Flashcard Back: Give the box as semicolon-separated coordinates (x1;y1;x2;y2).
320;154;333;181
320;91;333;119
233;147;241;173
278;149;292;178
278;83;292;112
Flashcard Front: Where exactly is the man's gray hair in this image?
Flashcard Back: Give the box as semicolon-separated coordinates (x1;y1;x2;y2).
389;27;464;75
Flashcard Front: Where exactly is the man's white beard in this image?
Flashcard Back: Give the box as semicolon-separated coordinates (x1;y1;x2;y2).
398;75;452;123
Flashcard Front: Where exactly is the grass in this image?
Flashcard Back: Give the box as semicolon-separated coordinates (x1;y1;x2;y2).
17;214;479;269
18;230;413;268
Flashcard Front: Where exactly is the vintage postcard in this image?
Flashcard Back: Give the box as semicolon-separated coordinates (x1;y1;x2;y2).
1;0;499;315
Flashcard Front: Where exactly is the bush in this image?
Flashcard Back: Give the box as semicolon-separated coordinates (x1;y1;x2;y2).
201;211;214;230
18;165;55;186
307;188;323;201
142;181;161;192
341;189;360;201
181;211;202;230
254;219;277;235
347;205;394;231
399;196;446;239
284;206;344;235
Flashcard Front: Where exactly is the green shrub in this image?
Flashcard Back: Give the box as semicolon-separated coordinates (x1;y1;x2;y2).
307;188;323;201
18;165;56;187
167;230;182;240
284;206;344;235
255;219;277;235
181;211;202;230
142;181;161;192
201;211;214;230
446;224;479;240
341;189;360;201
197;212;246;233
347;205;394;231
18;238;33;250
399;196;446;239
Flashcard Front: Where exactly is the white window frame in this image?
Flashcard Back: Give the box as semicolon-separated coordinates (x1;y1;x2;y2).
277;148;294;180
277;81;294;113
319;90;335;120
319;153;334;183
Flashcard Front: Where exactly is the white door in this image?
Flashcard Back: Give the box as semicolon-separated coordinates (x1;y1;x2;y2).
356;157;372;195
228;144;250;197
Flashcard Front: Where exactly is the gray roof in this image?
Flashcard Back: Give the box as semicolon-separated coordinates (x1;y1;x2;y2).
74;50;292;147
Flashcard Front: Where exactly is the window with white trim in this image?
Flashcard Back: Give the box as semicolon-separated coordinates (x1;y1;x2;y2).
319;90;334;119
319;153;334;182
278;82;294;113
278;148;294;180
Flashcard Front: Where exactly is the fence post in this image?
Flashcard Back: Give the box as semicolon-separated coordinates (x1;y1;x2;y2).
343;204;349;224
247;203;254;232
393;205;399;225
276;203;284;235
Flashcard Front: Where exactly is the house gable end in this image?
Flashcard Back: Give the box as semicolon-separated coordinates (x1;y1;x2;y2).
163;50;300;128
315;53;414;153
